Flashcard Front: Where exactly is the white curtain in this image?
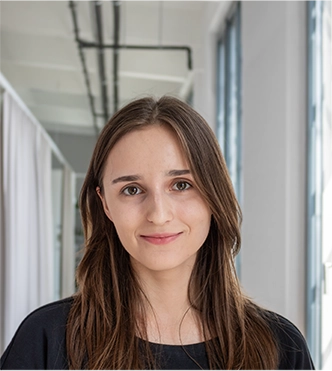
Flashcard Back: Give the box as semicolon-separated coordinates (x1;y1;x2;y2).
61;165;76;298
1;91;54;351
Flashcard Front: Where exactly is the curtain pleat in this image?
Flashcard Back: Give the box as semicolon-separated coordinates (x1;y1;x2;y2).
2;91;54;350
61;165;75;298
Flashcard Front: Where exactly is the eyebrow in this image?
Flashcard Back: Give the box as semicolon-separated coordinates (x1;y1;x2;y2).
112;175;141;184
111;169;191;184
167;169;191;177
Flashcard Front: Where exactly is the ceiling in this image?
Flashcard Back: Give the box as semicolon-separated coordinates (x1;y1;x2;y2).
1;0;207;143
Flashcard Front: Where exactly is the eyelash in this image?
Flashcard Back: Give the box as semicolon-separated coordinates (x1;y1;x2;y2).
121;180;192;196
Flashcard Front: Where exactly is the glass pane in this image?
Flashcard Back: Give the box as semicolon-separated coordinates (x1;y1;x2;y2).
223;4;241;202
226;17;238;192
307;1;332;369
216;3;242;276
217;40;226;154
321;0;332;368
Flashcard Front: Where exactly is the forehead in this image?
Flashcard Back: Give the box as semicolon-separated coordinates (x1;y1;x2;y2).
104;125;189;175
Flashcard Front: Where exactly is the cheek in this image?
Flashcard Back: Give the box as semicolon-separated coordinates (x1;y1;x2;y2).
181;201;211;236
197;204;211;232
185;199;211;222
111;219;133;252
108;204;140;238
197;214;212;241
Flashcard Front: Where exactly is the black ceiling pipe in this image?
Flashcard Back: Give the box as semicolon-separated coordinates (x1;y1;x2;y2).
70;0;193;132
93;1;109;123
69;1;99;137
79;41;193;71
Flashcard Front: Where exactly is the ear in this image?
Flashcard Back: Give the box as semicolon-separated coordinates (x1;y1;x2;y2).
96;186;113;221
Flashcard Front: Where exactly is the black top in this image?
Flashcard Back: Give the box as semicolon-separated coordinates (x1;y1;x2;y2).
1;298;315;370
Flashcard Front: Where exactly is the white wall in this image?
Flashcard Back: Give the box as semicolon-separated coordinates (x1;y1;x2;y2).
241;0;307;333
198;1;307;334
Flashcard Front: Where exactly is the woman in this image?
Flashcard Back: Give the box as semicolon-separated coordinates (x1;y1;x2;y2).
1;96;314;370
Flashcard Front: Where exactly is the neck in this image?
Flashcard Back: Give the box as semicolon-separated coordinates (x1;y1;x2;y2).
132;261;203;345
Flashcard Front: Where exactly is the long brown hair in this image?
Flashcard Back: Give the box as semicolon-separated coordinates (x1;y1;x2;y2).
66;96;278;369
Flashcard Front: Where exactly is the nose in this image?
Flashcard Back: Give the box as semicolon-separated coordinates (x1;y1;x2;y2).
146;192;173;225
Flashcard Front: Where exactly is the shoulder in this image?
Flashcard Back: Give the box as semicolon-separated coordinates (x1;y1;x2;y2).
18;296;73;328
264;310;315;370
7;297;74;342
1;297;73;370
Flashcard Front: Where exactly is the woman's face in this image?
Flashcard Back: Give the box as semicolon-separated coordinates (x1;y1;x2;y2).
97;124;211;276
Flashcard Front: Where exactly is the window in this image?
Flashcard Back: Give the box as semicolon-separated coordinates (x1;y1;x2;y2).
307;1;332;369
217;2;242;202
216;2;242;273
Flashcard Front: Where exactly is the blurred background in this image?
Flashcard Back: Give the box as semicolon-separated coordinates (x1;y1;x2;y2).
0;0;331;368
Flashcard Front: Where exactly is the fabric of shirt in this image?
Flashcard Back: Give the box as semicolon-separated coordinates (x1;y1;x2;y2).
0;297;315;370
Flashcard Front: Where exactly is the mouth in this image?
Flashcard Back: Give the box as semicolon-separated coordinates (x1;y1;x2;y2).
140;232;183;245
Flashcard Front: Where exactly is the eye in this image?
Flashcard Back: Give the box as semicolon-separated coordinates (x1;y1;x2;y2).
173;181;192;191
122;185;142;196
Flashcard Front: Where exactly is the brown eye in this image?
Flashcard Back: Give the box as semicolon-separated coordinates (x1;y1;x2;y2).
123;186;142;196
174;181;191;191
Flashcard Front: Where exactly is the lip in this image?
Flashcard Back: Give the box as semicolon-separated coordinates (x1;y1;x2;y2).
140;232;183;245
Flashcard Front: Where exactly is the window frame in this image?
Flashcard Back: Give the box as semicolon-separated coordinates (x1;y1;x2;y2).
216;1;242;274
306;1;332;368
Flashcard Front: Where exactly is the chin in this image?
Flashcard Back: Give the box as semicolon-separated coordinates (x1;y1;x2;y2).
134;254;197;274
